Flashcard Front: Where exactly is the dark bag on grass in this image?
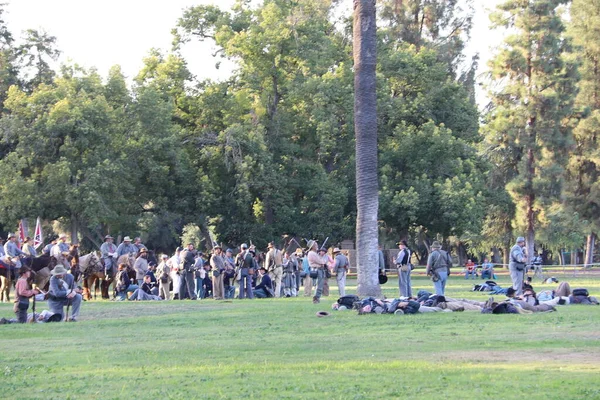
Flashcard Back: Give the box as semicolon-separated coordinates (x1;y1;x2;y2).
573;288;589;297
337;295;360;309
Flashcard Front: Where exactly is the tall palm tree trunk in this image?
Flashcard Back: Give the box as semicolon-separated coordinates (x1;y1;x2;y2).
354;0;380;297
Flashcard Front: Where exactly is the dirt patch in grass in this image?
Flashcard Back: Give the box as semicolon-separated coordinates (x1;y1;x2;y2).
437;349;600;365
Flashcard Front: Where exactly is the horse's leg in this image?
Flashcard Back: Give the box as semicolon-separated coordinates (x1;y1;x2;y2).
82;275;91;301
0;274;9;302
94;274;102;300
101;273;111;300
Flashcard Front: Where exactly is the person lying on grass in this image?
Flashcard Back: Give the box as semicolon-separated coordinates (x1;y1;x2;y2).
0;309;62;324
129;275;162;301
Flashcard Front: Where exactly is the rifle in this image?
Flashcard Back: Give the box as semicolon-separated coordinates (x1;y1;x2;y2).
65;297;71;322
30;284;37;324
320;237;330;251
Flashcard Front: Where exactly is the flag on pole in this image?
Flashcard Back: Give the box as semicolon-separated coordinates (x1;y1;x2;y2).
34;217;44;249
18;219;27;248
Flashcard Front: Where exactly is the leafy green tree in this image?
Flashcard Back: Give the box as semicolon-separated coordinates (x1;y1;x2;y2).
485;0;578;259
0;6;19;113
17;29;60;91
379;0;474;75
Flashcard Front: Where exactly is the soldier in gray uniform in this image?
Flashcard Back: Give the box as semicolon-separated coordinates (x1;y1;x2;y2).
100;235;118;276
509;237;527;296
116;236;138;257
333;248;349;297
4;233;25;270
395;240;412;298
426;241;452;296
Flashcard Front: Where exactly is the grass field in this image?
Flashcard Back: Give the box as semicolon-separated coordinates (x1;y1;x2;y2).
0;274;599;400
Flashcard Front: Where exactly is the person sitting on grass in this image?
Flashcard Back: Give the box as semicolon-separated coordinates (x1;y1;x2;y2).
114;263;138;301
129;275;162;301
464;259;477;279
480;258;495;280
253;267;273;298
0;309;62;324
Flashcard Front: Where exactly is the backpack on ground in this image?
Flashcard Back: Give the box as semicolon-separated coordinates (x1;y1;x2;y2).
573;288;589;297
337;295;360;309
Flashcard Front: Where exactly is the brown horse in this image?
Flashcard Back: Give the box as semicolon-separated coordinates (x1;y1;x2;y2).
78;252;105;300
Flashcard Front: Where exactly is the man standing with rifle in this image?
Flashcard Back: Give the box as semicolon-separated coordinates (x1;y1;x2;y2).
307;240;329;304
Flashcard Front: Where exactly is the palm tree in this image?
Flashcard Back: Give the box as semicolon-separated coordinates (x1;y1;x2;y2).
354;0;380;297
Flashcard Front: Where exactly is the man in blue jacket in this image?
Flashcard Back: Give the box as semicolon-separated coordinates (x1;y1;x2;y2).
253;267;273;298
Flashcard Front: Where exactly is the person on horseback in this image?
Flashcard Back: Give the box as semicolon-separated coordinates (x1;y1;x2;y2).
51;234;70;270
5;233;26;271
22;237;37;257
100;235;118;277
133;237;147;254
116;236;137;258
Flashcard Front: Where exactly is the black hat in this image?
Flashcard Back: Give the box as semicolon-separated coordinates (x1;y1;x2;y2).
396;240;408;246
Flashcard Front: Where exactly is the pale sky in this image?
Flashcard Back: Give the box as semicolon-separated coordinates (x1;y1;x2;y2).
5;0;501;107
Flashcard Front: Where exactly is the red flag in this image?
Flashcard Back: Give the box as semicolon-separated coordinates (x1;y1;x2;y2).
18;220;27;248
34;217;44;249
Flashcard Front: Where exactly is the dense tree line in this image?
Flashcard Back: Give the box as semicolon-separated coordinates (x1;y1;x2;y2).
0;0;598;265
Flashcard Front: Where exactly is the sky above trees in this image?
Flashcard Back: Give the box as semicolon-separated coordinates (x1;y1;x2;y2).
5;0;499;107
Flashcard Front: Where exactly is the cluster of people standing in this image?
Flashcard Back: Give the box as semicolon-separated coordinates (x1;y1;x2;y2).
111;240;352;304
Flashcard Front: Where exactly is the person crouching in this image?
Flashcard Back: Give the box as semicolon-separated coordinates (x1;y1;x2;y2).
14;267;40;323
253;267;274;298
48;264;83;322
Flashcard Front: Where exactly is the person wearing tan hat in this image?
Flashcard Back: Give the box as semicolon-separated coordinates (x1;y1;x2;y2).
48;264;83;321
332;248;349;297
426;241;452;296
5;232;26;270
51;233;70;270
133;248;149;286
265;242;284;298
100;235;118;276
210;244;225;300
307;241;328;304
116;236;138;258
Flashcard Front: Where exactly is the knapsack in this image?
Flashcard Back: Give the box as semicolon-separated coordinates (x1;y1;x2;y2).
337;295;360;309
573;288;589;297
160;271;169;284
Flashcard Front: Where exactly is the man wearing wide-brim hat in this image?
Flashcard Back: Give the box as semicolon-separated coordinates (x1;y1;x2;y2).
332;248;349;297
307;241;328;304
100;235;118;276
133;248;149;286
509;237;527;296
48;264;83;322
210;244;226;300
426;241;452;296
4;232;25;272
116;236;138;258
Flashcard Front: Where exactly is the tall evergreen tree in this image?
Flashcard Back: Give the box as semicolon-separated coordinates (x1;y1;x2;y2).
567;0;600;265
485;0;578;259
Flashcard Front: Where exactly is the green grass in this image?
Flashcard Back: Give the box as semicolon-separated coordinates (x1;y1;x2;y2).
0;275;599;399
